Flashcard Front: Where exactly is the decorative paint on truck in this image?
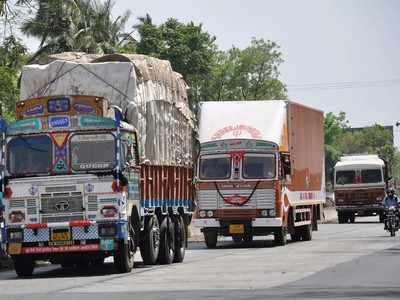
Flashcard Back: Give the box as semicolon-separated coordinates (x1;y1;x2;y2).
2;95;194;277
334;155;386;223
194;100;325;247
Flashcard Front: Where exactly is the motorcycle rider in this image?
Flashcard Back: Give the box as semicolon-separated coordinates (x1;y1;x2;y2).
382;188;399;229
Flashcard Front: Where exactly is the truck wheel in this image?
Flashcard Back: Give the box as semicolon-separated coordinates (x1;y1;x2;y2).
60;261;74;268
291;231;300;242
91;258;104;267
274;227;287;246
158;216;175;264
243;234;253;243
301;224;312;241
13;255;35;277
337;212;346;224
140;215;160;265
114;223;135;273
379;213;385;223
173;215;187;263
349;214;356;223
204;231;218;248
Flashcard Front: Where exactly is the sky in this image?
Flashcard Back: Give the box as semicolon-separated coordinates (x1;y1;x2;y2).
23;0;400;145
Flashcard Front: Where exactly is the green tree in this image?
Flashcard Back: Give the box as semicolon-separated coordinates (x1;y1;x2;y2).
324;111;348;190
0;35;27;122
135;17;218;110
20;0;132;60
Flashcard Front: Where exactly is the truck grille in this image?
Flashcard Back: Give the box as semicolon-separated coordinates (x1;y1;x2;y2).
40;193;83;214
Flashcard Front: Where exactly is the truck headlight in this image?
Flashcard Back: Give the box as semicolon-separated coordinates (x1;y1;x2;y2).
260;210;268;217
9;211;25;223
206;210;214;217
199;210;206;218
268;209;275;217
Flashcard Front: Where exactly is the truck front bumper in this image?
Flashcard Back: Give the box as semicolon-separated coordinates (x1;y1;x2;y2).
193;218;282;228
336;205;383;213
5;221;127;255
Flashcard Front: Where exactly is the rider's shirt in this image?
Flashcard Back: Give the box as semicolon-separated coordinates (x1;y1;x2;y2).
383;195;399;208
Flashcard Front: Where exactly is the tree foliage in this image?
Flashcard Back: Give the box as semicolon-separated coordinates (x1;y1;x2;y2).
0;35;27;122
20;0;132;60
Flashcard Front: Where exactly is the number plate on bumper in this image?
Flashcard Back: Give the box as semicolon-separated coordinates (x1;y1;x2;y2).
229;224;244;234
51;229;71;241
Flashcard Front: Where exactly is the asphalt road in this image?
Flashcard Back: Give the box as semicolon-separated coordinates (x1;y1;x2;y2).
1;216;400;300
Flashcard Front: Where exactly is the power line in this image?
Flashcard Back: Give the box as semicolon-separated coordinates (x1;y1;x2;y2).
287;78;400;91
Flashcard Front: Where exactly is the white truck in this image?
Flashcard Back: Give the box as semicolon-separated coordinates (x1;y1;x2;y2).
334;155;387;223
193;100;325;247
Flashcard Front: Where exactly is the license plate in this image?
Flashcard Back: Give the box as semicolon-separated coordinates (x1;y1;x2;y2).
8;243;22;255
100;239;114;251
51;229;71;241
229;224;244;234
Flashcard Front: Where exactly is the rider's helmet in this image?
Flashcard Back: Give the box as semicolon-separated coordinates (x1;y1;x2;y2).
387;188;395;196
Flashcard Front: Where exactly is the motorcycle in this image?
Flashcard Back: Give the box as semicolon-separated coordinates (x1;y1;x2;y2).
385;206;400;237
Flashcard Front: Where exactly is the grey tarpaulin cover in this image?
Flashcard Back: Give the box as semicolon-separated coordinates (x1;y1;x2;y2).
20;52;196;166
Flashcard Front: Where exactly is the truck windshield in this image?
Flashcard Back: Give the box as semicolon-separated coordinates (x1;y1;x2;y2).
242;154;275;179
70;133;116;171
361;169;382;183
7;135;52;176
199;156;231;180
336;170;356;185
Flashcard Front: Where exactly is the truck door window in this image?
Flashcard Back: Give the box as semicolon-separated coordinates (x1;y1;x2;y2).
361;169;383;183
199;155;231;180
336;170;356;185
7;135;52;176
242;154;275;179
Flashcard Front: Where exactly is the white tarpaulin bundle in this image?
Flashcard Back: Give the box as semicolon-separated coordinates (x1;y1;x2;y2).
20;52;195;166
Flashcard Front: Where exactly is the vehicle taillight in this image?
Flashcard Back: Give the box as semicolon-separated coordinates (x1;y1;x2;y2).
9;211;25;223
4;186;13;199
101;205;118;218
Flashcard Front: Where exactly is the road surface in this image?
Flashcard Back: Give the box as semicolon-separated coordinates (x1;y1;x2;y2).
1;216;400;300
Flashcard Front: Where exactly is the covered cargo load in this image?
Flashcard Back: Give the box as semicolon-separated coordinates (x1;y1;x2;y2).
20;52;195;166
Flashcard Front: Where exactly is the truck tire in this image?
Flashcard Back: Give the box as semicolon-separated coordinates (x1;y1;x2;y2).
158;216;175;265
173;215;187;263
274;227;287;246
301;224;312;241
291;230;300;242
204;231;218;248
349;213;356;223
379;213;385;223
13;255;35;277
114;223;135;273
140;215;160;265
243;234;253;243
337;212;346;224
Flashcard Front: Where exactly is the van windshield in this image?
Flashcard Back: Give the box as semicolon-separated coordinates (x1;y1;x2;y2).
361;169;382;183
199;156;231;180
336;170;356;185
